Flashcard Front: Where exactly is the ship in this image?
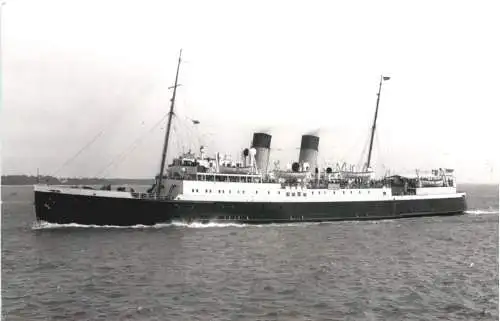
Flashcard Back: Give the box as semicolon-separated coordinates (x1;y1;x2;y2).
33;50;467;226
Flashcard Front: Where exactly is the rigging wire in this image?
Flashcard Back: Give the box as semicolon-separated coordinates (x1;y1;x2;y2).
171;119;182;156
157;116;187;172
181;115;202;152
174;117;189;153
357;135;370;171
150;114;182;179
50;130;105;177
48;86;154;177
336;126;370;168
95;112;170;178
168;115;201;156
374;129;387;175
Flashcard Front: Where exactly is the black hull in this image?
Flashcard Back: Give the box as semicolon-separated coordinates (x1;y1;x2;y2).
34;190;466;226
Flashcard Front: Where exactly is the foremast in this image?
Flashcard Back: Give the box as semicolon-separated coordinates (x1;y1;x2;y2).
156;49;183;197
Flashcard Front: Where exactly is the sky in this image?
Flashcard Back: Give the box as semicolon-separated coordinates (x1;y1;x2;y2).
1;0;499;183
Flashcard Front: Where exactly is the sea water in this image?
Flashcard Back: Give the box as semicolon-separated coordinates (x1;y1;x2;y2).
1;184;498;320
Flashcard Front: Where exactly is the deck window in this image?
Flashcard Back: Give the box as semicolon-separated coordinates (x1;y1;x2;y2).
286;192;290;196
297;192;301;196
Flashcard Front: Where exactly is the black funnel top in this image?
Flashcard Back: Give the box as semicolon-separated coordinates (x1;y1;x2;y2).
300;135;319;151
252;133;272;149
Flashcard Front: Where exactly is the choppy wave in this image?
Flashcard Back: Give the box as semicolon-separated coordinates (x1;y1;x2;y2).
465;209;499;215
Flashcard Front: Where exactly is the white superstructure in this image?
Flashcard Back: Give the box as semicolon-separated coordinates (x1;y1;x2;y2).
34;171;464;204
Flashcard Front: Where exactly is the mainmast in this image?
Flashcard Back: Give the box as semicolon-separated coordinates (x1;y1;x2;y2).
156;49;182;197
365;75;390;172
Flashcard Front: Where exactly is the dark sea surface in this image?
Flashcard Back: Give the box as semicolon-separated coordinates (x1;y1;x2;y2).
1;184;498;321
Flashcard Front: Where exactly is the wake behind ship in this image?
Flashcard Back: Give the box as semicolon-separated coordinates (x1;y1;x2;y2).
33;50;467;226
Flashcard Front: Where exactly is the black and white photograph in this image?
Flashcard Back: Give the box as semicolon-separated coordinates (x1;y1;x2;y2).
1;0;498;320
